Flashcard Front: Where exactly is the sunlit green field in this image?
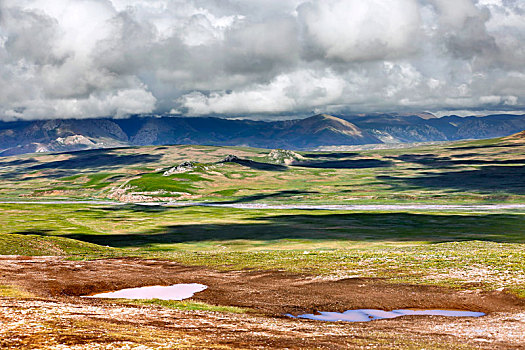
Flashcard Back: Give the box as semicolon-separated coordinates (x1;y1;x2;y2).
1;135;525;204
1;203;525;296
1;134;525;298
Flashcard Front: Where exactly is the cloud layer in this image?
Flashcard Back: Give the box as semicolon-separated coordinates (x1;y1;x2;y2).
0;0;523;120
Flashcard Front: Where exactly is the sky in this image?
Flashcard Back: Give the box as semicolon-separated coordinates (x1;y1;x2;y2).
0;0;524;120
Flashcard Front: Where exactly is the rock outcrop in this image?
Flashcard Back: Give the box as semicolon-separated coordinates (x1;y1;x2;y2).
163;161;196;176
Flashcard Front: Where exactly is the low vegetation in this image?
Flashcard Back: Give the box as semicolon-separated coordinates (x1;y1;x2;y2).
0;284;33;298
1;134;525;203
0;231;117;257
0;136;524;311
120;299;250;314
1;203;524;295
1;135;525;348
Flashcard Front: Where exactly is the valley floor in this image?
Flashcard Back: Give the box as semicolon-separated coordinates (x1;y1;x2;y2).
1;256;525;349
1;135;525;348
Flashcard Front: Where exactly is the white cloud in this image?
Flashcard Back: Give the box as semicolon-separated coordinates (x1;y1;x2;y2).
297;0;421;62
0;0;523;120
4;87;156;120
178;69;346;115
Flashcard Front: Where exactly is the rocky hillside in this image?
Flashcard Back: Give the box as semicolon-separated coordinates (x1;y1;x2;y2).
0;113;524;156
277;114;380;147
341;113;525;143
0;119;129;156
504;130;525;141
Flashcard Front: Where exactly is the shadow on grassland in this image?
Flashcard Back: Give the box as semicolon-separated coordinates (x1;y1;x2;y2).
222;155;390;170
210;190;318;204
222;158;287;171
0;158;38;167
389;154;525;168
59;212;525;247
0;149;163;180
446;144;516;151
378;165;525;194
10;229;54;236
28;149;162;170
292;159;392;169
95;204;172;213
301;152;359;159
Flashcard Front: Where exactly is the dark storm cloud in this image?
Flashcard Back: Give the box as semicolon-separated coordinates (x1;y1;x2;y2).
0;0;523;120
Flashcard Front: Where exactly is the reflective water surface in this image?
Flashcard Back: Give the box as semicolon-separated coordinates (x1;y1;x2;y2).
85;283;207;300
286;309;486;322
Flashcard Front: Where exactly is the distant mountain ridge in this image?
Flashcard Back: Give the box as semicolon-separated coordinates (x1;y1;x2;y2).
337;113;525;143
1;113;524;156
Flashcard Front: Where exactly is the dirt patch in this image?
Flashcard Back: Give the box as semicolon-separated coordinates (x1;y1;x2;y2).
1;256;525;349
1;256;522;316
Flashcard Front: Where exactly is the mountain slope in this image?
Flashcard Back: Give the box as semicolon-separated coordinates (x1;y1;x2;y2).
0;119;129;156
116;114;378;149
1;113;525;156
272;114;380;147
504;130;525;141
343;113;525;143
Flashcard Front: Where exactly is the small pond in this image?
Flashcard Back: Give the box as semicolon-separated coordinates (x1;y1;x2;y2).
84;283;207;300
286;309;485;322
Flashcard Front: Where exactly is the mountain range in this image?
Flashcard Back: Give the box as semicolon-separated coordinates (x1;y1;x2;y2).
1;112;524;156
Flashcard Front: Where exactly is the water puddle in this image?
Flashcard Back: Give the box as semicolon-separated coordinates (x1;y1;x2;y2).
286;309;485;322
84;283;207;300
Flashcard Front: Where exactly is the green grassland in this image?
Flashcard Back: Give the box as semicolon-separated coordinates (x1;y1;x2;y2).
1;203;524;295
119;299;250;314
1;135;525;203
0;135;524;297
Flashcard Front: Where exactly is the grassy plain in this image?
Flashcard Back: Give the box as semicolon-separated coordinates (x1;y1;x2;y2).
1;203;524;296
1;134;525;292
120;299;250;314
1;135;525;348
1;134;525;204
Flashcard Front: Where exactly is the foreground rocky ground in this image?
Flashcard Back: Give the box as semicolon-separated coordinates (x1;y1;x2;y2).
1;256;525;349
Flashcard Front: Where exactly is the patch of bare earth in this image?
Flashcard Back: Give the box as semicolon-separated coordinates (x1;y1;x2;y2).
1;256;524;349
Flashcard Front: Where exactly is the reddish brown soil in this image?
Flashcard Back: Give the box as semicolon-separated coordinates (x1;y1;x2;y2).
1;256;524;349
